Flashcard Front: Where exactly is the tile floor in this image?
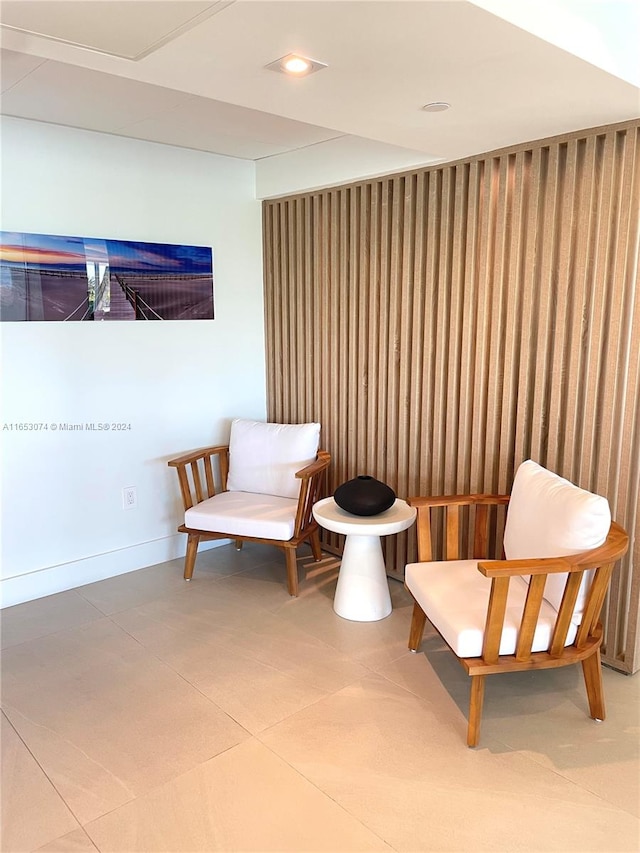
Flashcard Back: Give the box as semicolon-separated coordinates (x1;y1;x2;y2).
1;543;639;852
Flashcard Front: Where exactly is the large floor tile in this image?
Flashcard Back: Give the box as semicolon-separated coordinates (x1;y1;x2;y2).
481;667;640;817
114;605;332;733
110;576;279;647
260;673;640;852
112;560;372;697
183;540;322;599
193;541;291;577
113;591;370;732
159;641;331;734
84;738;392;852
0;590;103;650
1;713;79;853
75;542;305;619
34;828;98;852
3;552;639;853
379;637;640;817
213;551;329;610
273;580;417;672
308;608;414;672
75;560;199;616
210;609;373;692
1;618;248;824
375;635;473;730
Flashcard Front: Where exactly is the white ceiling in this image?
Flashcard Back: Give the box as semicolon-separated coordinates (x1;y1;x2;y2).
1;0;639;195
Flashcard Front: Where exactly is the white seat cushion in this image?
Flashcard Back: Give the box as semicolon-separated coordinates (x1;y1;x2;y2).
226;419;320;499
503;460;611;618
185;491;298;541
405;559;576;658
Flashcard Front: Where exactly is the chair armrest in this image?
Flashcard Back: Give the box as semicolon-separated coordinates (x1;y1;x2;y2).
408;493;510;562
167;445;228;468
479;521;629;578
476;522;629;662
168;445;229;510
408;494;510;508
294;450;331;537
295;450;331;481
477;557;573;578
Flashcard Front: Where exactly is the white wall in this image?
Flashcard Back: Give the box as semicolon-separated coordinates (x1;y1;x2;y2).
0;117;266;607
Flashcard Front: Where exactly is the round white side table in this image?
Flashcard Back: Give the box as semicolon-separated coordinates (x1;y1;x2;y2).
312;497;417;622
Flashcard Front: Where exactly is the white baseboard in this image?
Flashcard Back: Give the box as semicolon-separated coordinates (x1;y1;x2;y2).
0;536;229;609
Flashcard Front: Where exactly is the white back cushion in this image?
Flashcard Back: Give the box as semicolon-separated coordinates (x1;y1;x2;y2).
503;460;611;615
226;419;320;499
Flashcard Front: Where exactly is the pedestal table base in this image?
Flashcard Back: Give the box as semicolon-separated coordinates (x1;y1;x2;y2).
333;533;391;621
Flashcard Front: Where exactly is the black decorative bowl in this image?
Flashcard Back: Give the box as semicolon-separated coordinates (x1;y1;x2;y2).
334;475;396;516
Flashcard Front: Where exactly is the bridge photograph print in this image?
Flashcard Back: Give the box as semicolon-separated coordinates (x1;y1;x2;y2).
0;231;214;321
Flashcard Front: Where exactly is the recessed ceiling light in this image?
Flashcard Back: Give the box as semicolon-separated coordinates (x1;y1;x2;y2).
265;53;328;77
421;102;451;112
283;56;311;74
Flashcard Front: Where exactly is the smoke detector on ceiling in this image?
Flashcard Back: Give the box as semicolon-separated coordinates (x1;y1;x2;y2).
422;102;451;112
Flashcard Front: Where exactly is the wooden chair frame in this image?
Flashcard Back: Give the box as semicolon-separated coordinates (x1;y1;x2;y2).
168;446;331;596
406;493;629;747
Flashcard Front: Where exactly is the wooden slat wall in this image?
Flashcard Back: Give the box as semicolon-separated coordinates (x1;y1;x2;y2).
262;120;640;673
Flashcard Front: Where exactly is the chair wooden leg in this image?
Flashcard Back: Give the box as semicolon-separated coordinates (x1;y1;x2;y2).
408;602;428;651
582;649;606;720
184;533;200;581
285;547;299;597
467;675;486;747
235;540;243;551
310;528;322;561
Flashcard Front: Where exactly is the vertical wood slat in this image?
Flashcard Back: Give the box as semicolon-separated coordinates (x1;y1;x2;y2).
190;461;204;504
550;572;584;656
263;119;640;673
414;505;433;563
445;505;460;560
473;504;490;559
516;574;547;661
203;455;215;498
482;577;511;664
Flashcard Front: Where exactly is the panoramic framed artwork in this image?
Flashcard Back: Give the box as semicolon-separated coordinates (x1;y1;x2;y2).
0;231;214;321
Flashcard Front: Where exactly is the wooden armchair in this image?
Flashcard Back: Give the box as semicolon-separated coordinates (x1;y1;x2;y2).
168;419;330;596
405;460;629;747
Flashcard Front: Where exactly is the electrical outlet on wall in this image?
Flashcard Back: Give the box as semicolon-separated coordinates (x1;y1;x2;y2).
122;486;137;510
